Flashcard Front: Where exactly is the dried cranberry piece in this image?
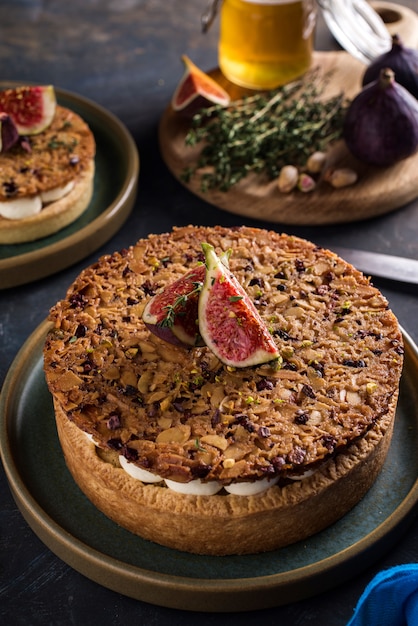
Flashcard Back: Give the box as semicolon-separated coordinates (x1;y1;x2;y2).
147;401;160;418
69;292;88;309
75;323;87;338
3;180;18;196
172;399;186;412
256;378;274;392
211;409;221;427
141;280;156;296
322;435;337;451
107;437;123;450
191;464;212;479
301;384;316;398
82;359;94;373
258;426;271;438
294;410;309;425
107;412;121;430
274;271;286;279
310;361;325;377
123;446;139;462
271;456;286;472
343;359;366;368
235;414;255;432
273;328;294;341
123;384;137;396
287;446;306;465
316;284;329;296
283;361;297;371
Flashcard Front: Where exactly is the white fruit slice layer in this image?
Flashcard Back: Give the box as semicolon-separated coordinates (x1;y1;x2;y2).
164;478;223;495
0;180;75;220
224;476;279;495
84;432;98;445
119;455;163;483
41;180;75;203
288;469;315;481
86;433;312;496
118;452;280;496
0;195;42;219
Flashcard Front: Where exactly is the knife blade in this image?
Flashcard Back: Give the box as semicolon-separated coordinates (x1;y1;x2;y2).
331;247;418;286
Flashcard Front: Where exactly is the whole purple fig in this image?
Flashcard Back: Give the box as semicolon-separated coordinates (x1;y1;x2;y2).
362;35;418;99
343;67;418;167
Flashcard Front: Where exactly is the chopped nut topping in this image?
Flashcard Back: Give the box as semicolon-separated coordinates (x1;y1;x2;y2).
44;225;403;485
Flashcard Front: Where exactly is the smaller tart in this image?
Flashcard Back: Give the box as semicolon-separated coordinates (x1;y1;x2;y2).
0;105;95;244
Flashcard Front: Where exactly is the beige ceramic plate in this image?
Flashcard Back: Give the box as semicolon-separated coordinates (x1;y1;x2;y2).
1;321;418;611
0;84;139;289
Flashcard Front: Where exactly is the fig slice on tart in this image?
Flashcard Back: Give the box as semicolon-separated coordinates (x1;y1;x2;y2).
198;243;280;368
0;85;56;135
143;243;280;367
0;112;19;153
142;263;206;348
142;249;231;349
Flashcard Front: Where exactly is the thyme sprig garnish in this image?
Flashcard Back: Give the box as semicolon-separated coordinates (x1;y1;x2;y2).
181;68;350;192
159;281;203;328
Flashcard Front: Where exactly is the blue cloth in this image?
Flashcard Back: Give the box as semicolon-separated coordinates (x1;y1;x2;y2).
347;565;418;626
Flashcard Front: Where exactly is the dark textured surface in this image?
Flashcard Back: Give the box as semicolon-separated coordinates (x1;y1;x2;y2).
1;1;418;624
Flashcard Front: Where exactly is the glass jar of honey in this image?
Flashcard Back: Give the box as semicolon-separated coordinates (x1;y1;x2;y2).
218;0;317;90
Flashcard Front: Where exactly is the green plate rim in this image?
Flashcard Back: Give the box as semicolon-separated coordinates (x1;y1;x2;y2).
1;320;418;612
0;82;139;289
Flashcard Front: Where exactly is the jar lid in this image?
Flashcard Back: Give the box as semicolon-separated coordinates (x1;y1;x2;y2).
317;0;392;63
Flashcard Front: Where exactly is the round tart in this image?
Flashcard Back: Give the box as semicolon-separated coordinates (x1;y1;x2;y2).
44;225;404;555
0;105;95;244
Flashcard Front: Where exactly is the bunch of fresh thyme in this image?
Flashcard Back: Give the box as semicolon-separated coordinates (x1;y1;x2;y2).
181;68;349;192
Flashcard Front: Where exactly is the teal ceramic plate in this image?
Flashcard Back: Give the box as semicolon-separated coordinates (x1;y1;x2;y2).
0;84;139;289
1;321;418;612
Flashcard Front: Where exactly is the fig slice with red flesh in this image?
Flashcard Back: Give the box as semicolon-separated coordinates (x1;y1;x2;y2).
198;244;280;368
143;251;231;348
0;85;56;135
0;112;19;152
142;264;206;348
171;55;231;116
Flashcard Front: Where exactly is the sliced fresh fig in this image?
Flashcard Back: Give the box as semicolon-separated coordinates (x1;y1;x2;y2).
171;55;230;117
0;112;19;152
142;264;206;348
198;244;280;368
143;251;231;348
0;85;56;135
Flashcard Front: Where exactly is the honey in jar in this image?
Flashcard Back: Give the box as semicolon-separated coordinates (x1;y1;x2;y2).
218;0;316;89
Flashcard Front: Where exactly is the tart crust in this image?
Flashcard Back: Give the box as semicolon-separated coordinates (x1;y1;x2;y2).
55;392;396;555
44;225;404;555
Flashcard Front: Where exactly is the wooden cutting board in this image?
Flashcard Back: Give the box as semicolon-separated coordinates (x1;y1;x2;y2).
159;4;418;226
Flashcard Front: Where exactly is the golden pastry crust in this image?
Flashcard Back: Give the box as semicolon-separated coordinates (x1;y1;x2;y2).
54;391;396;555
